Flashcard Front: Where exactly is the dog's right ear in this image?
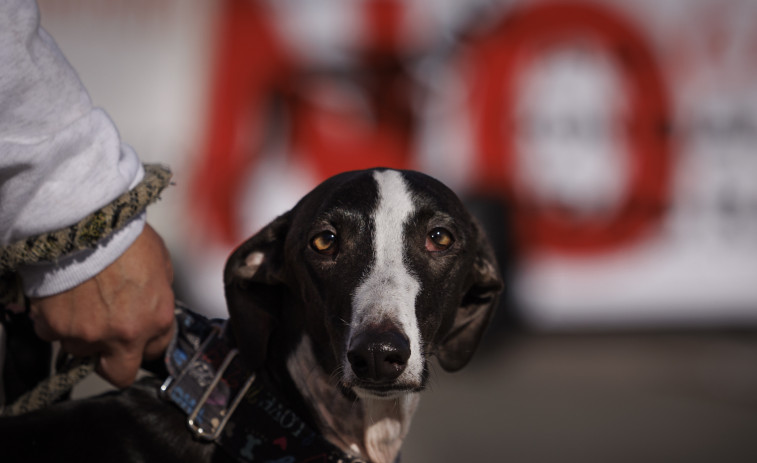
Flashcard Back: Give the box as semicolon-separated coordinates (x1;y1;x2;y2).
435;221;504;372
224;212;291;370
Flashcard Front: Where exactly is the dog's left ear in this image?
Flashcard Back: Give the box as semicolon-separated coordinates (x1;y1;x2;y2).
224;212;291;370
436;222;504;372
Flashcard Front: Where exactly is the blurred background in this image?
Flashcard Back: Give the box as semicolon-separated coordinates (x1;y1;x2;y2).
39;0;757;461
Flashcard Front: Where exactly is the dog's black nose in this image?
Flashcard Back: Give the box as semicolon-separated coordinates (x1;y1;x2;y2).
347;329;410;383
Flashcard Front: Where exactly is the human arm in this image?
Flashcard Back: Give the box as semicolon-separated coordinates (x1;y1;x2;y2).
1;0;175;387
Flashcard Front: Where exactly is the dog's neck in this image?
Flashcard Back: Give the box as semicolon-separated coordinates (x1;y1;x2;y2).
285;335;419;463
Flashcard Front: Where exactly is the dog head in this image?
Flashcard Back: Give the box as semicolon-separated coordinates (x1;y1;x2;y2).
224;168;503;399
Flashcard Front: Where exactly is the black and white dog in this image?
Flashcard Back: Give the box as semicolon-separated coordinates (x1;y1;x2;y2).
0;168;503;463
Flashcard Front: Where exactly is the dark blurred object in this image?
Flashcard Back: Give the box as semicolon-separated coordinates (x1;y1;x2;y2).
2;303;52;406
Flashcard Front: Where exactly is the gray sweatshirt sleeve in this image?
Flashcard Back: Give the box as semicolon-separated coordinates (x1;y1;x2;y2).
1;0;147;297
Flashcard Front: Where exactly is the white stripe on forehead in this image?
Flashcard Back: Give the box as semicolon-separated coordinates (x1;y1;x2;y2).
372;170;414;274
348;170;424;383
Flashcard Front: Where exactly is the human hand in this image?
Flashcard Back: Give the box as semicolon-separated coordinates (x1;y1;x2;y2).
28;224;176;388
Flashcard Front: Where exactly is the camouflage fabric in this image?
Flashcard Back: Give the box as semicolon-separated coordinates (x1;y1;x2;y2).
0;164;172;303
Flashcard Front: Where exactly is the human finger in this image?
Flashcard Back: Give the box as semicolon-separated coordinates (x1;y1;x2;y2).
96;343;144;388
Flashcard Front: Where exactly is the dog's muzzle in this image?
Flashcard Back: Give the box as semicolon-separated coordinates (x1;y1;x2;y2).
347;329;411;383
344;324;420;399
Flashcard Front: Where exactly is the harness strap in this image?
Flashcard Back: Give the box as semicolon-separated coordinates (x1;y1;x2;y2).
162;305;369;463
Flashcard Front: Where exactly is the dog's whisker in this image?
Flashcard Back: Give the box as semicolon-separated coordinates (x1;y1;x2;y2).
328;365;345;385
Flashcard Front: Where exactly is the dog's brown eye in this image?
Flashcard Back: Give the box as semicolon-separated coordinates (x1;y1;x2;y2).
311;231;337;255
426;228;454;252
